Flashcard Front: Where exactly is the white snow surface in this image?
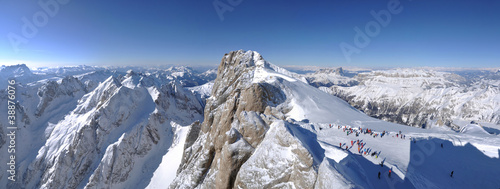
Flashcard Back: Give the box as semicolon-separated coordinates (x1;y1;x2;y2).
460;124;490;135
147;123;190;189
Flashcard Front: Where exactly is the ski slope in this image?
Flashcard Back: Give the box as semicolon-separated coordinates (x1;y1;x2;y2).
250;55;500;188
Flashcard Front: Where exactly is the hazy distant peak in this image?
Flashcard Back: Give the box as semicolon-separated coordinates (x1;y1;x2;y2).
0;63;32;76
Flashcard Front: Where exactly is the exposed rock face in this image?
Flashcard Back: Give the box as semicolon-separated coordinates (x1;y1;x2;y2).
233;121;317;189
170;50;270;188
170;50;321;189
36;76;87;117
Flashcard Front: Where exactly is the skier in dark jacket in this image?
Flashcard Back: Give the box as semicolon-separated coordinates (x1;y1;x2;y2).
450;171;454;177
378;172;381;179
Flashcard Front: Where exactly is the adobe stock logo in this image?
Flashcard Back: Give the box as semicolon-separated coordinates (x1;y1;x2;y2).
339;0;406;63
7;0;71;53
213;0;243;21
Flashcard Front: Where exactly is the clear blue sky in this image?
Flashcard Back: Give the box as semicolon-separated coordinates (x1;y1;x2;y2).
1;0;499;67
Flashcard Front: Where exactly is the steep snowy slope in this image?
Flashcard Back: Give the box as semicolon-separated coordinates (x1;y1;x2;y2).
0;72;107;188
146;122;193;188
18;73;203;189
171;50;500;189
0;64;215;188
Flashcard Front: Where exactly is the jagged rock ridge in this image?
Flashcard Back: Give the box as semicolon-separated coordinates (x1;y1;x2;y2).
170;50;338;188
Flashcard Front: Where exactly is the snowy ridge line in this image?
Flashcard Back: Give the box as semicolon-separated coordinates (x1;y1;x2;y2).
0;64;210;188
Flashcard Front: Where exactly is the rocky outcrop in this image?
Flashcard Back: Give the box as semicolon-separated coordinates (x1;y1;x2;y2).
35;76;87;117
170;50;321;189
233;121;317;188
170;50;270;188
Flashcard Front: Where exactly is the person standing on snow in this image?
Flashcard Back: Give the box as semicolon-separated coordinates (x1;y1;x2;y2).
450;171;454;177
388;169;392;177
378;172;381;179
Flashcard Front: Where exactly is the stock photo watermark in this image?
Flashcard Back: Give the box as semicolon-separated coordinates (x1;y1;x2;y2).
339;0;407;63
6;79;17;182
213;0;243;21
7;0;71;53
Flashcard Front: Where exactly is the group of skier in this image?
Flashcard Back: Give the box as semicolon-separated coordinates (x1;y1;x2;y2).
395;131;406;139
339;139;381;158
330;124;412;180
330;124;456;180
331;124;408;142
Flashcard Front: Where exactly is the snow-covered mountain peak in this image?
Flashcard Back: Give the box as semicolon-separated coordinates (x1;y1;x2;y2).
74;76;122;114
0;64;36;88
0;64;32;76
172;50;439;188
222;50;262;67
35;76;87;117
165;65;193;73
315;67;345;76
